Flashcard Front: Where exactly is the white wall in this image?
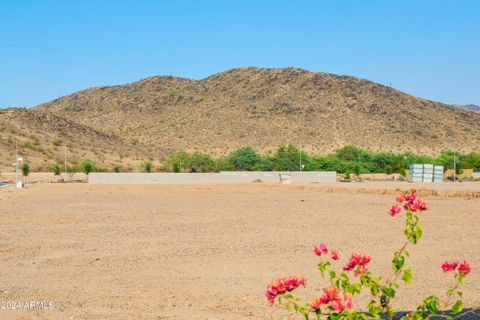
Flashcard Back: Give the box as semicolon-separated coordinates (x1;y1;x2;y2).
88;171;337;184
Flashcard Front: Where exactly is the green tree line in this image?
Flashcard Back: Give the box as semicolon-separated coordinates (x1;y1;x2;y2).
50;145;480;175
159;145;480;174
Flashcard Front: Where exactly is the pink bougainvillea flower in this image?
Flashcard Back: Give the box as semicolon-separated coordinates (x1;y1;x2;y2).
441;261;456;272
394;193;428;213
311;286;353;313
309;297;323;311
458;261;471;276
313;243;328;256
330;293;353;312
343;253;371;275
441;260;471;276
405;193;417;202
331;250;340;261
389;204;401;217
265;275;307;305
405;199;428;212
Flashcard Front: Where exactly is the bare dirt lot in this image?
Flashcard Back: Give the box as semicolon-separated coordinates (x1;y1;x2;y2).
0;182;479;320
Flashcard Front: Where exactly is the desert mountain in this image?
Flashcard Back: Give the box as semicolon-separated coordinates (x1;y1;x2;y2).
0;108;144;171
1;67;479;171
457;104;480;113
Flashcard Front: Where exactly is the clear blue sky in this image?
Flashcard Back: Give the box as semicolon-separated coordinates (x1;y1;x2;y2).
1;1;479;107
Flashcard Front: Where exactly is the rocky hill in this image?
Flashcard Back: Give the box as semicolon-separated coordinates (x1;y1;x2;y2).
0;108;144;172
457;104;480;113
1;67;479;171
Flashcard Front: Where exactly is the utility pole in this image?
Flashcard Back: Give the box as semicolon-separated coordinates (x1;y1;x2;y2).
453;141;456;183
64;144;67;182
299;151;302;172
15;140;18;188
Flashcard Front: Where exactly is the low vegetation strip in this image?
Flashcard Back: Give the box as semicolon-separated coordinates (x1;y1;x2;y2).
41;145;480;177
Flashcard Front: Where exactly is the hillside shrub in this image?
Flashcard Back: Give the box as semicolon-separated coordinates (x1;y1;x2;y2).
188;152;215;173
141;161;153;173
52;163;62;176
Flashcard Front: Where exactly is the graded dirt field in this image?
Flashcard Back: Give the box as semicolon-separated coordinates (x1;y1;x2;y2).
0;182;478;319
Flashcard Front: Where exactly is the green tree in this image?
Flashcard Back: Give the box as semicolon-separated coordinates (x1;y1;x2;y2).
227;147;261;171
21;163;30;177
254;156;275;171
434;151;463;174
272;144;309;171
462;152;480;170
80;159;97;175
141;161;153;173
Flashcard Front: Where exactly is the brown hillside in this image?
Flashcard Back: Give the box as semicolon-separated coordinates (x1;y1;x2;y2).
0;108;144;172
1;67;479;171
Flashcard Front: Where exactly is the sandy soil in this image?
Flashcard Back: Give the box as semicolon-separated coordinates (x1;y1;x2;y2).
0;182;478;320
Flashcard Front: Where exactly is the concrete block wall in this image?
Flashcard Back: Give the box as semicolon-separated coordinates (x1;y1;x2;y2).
88;171;337;184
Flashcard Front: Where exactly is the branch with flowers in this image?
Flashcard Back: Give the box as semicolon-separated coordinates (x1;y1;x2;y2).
265;193;471;320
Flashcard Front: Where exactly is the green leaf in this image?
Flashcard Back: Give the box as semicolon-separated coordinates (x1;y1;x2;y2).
415;225;423;240
385;287;396;298
330;270;336;279
353;283;362;294
424;296;439;314
370;285;380;295
447;288;454;297
451;300;462;315
368;303;381;318
392;255;405;273
402;269;413;285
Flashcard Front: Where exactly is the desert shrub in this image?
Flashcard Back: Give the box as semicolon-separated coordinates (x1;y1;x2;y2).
21;163;30;177
265;193;471;320
112;165;121;173
52;163;62;176
172;163;180;173
141;161;153;173
227;147;261;171
188;152;215;173
213;158;234;172
163;151;191;172
80;159;97;175
163;151;216;173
